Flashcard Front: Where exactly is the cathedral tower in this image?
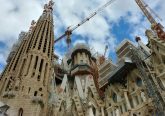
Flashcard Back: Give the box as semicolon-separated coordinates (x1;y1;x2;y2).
54;44;104;116
0;1;55;116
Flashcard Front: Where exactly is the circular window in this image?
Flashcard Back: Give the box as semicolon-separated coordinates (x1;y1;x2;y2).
39;88;42;91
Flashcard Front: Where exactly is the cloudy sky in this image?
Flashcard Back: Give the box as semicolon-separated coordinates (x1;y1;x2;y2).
0;0;165;73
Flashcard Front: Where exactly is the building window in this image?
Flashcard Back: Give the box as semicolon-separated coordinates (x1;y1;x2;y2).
130;98;134;108
34;91;37;96
162;55;165;65
34;56;38;69
120;106;123;113
80;60;83;63
157;46;159;52
136;77;142;87
112;92;117;103
18;108;23;116
92;106;96;115
39;88;42;91
37;75;40;81
28;87;31;93
133;114;137;116
39;59;44;72
124;103;127;112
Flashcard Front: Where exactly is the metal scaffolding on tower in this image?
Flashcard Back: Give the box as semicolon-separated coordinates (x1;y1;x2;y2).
130;46;165;115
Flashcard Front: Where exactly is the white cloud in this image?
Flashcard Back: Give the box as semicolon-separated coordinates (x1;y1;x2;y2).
0;0;43;68
73;39;86;46
0;0;165;71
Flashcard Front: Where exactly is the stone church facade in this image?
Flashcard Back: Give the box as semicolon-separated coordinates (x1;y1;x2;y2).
0;0;165;116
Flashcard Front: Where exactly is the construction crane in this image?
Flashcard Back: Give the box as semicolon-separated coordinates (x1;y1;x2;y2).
135;0;165;40
104;45;108;57
98;45;108;65
54;0;117;46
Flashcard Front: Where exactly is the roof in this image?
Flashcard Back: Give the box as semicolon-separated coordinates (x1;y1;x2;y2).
71;43;91;58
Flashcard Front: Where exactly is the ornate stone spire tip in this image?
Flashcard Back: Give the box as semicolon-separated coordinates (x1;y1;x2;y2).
43;0;54;13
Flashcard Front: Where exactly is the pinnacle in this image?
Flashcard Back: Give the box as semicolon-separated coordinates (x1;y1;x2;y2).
43;0;54;13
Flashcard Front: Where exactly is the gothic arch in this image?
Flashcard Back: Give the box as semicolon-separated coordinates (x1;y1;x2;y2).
18;108;23;116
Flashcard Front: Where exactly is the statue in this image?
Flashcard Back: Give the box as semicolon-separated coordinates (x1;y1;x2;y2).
43;0;54;13
29;20;36;32
140;89;147;102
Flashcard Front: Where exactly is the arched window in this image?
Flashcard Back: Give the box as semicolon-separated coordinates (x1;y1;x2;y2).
34;91;37;96
136;77;142;87
92;106;96;115
112;92;117;103
28;87;31;93
18;108;23;116
133;114;137;116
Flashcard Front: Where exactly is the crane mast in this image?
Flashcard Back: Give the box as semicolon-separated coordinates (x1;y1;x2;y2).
135;0;165;40
104;45;108;57
135;0;156;24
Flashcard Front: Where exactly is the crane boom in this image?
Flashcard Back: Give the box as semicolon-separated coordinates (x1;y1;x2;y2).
135;0;156;24
71;0;116;32
54;0;116;44
54;33;67;43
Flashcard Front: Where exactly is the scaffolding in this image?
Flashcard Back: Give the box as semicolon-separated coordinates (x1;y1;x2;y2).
130;46;165;115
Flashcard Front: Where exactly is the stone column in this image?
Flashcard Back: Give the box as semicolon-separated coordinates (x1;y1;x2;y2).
35;57;41;77
107;110;111;116
87;102;94;116
115;107;120;116
28;54;36;77
41;61;46;82
132;96;137;107
140;90;147;102
123;90;131;110
122;103;125;112
137;94;142;104
112;108;116;116
101;107;105;116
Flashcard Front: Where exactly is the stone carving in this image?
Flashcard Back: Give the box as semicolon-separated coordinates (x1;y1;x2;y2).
29;20;36;32
43;0;54;13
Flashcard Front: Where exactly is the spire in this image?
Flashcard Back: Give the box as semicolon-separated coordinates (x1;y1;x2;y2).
37;0;54;24
43;0;54;13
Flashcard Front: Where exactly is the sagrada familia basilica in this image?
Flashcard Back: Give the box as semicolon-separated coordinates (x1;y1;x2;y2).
0;0;165;116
